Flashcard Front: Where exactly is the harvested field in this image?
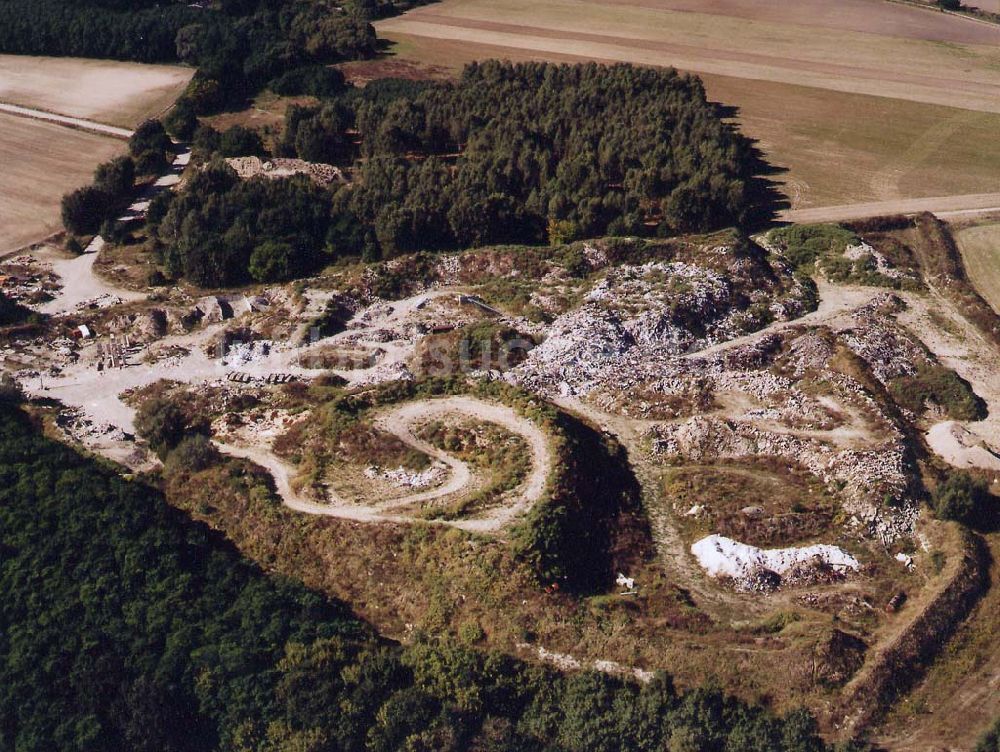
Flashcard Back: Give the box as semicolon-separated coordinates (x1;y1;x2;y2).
377;0;1000;113
378;1;1000;209
0;112;122;254
0;54;192;128
956;222;1000;314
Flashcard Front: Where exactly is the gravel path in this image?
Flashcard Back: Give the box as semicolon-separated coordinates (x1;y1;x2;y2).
779;192;1000;224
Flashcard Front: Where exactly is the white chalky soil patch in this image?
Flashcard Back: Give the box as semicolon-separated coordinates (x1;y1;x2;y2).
691;534;860;582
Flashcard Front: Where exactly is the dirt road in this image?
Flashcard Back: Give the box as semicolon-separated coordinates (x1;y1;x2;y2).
779;193;1000;224
0;102;133;139
376;396;552;529
219;396;553;534
36;242;145;316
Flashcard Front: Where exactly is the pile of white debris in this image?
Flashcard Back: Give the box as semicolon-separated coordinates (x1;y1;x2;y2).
365;463;447;490
691;534;860;592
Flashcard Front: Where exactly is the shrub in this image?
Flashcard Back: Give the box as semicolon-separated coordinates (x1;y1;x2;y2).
135;148;169;176
769;224;859;269
100;218;130;245
219;126;266;158
129;119;172;160
890;363;986;421
134;397;188;458
163;103;199;140
165;434;221;474
977;718;1000;752
932;471;992;525
61;185;110;235
249;240;297;282
0;374;23;403
270;65;347;97
93;156;135;198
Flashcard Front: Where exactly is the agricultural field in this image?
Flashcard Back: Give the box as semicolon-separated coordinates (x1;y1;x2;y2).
0;54;192;128
956;222;1000;314
376;0;1000;210
0;112;122;254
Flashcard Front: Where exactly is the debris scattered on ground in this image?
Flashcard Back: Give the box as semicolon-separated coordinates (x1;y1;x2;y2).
364;463;448;489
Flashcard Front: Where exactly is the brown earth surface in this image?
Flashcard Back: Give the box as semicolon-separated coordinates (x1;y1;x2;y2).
378;0;1000;113
0;54;192;128
0;112;123;254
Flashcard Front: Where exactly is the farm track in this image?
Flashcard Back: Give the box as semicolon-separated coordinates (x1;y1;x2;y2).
0;102;133;139
780;193;1000;224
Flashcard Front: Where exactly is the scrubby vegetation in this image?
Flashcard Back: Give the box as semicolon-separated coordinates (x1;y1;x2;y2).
416;417;532;518
889;363;987;421
412;322;535;376
0;406;837;752
0;291;35;327
932;471;994;525
769;223;918;289
979;718;1000;752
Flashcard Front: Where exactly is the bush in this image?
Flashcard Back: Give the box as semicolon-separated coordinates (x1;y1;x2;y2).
165;434;221;474
129;119;172;162
163;104;199;140
249;240;297;282
977;718;1000;752
932;471;993;525
270;64;348;97
0;374;23;403
890;363;987;421
135;148;169;176
93;156;135;198
100;218;130;245
219;125;267;158
134;397;189;458
61;185;110;235
769;224;859;269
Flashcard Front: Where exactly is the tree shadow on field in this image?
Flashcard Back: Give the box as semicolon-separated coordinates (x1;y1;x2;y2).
743;137;792;232
711;99;791;233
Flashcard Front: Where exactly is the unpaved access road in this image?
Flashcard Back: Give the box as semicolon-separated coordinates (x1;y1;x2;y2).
219;396;553;534
779;192;1000;224
0;102;133;139
36;242;145;316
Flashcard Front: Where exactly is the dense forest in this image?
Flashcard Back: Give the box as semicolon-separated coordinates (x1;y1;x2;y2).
150;62;764;286
0;405;846;751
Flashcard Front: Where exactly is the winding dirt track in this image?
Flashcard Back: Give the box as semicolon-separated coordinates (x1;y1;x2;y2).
218;396;552;534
